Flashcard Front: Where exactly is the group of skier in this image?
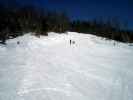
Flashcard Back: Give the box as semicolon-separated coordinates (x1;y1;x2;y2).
69;39;75;45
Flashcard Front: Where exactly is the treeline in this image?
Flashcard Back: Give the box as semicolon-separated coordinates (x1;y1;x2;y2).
0;5;133;44
70;20;133;43
0;5;70;44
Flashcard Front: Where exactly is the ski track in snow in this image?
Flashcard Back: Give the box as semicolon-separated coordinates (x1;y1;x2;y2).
0;32;133;100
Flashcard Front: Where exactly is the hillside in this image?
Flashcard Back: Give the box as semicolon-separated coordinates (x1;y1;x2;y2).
0;32;133;100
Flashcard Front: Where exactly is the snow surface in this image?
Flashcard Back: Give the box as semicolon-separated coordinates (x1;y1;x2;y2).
0;32;133;100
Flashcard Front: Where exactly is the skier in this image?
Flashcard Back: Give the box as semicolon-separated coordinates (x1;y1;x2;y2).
72;41;75;44
70;39;72;45
17;41;20;44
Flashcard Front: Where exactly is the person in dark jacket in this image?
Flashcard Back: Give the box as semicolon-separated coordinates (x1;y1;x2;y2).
70;39;72;45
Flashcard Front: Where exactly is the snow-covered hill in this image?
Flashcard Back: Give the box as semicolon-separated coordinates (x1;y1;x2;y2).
0;32;133;100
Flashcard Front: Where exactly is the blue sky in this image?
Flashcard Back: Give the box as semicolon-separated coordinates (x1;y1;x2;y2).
1;0;133;30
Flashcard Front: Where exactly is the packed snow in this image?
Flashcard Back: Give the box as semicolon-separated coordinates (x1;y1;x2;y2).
0;32;133;100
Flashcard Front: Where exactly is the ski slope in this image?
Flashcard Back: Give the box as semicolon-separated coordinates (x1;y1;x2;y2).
0;32;133;100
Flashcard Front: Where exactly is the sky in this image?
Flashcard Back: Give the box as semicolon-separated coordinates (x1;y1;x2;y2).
0;0;133;30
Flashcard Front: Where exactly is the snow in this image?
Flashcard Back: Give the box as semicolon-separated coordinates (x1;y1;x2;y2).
0;32;133;100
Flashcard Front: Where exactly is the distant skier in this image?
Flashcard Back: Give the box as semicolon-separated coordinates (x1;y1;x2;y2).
70;39;72;45
70;39;76;45
72;41;75;44
17;41;20;45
